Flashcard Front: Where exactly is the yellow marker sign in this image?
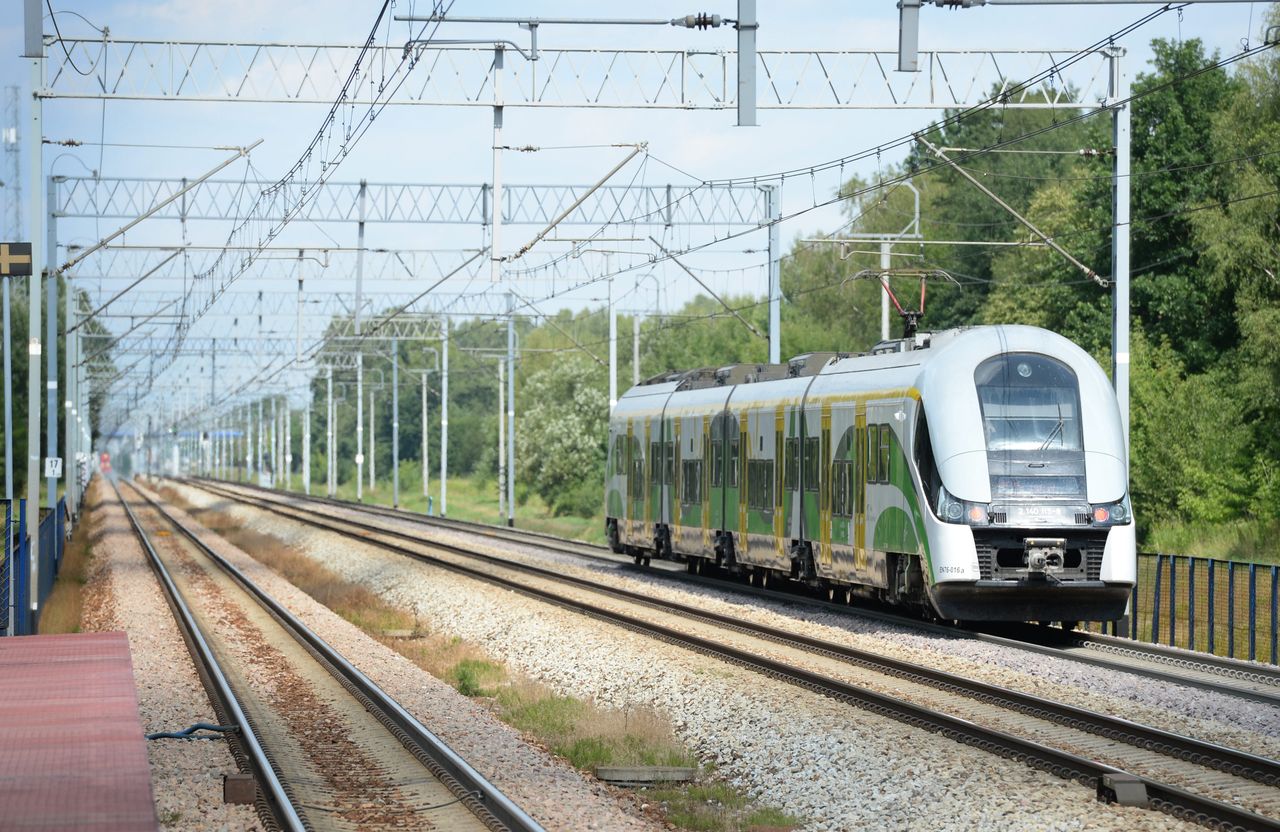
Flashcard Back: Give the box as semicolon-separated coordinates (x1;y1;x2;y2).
0;242;32;277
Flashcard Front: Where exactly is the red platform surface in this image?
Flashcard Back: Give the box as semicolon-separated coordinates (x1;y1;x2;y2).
0;632;158;831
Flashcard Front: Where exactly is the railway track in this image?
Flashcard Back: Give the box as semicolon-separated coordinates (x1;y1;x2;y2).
114;479;542;832
187;476;1280;708
180;477;1280;831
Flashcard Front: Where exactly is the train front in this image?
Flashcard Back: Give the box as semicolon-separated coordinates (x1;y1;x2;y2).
917;326;1135;622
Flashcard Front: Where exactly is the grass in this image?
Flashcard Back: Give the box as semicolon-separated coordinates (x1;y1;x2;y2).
1145;517;1280;565
644;783;802;832
237;466;607;545
37;494;99;635
162;484;796;831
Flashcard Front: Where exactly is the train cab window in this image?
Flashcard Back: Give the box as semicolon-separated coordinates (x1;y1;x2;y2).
784;437;799;489
803;436;820;491
915;413;942;513
878;425;892;483
728;438;740;487
975;353;1082;453
711;440;723;486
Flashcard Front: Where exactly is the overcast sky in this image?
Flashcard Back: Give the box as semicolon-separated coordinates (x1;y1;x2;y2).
0;2;1270;417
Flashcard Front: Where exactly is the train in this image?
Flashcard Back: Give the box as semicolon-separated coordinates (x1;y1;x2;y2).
604;325;1135;623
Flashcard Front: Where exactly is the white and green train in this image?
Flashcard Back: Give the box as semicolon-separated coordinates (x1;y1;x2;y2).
605;325;1135;622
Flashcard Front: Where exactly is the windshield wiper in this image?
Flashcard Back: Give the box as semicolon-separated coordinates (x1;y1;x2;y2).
1038;401;1064;451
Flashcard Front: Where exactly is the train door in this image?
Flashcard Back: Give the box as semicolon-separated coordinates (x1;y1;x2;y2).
783;405;800;546
735;412;747;561
647;417;661;534
866;400;908;566
800;405;822;555
721;407;742;545
627;422;644;542
855;404;868;577
774;406;786;564
710;411;728;535
818;404;833;572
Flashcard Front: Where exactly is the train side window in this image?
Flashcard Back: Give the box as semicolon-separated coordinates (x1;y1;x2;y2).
728;437;740;487
878;425;892;484
784;437;799;489
680;460;696;504
711;439;723;486
762;455;773;509
855;428;865;508
746;459;775;510
665;441;675;484
650;441;661;484
831;460;851;517
803;436;820;491
631;441;645;495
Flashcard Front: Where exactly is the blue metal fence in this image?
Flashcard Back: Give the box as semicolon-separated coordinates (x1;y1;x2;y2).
1;502;9;636
2;498;67;636
1137;552;1278;664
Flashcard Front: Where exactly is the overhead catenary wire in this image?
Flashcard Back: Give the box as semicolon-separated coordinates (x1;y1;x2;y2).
112;4;1278;428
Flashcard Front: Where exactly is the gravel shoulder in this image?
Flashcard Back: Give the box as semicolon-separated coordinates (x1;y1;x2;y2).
173;481;1207;832
144;481;661;832
80;479;262;831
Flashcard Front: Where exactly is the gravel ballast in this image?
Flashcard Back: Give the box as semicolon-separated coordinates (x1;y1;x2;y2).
80;480;261;831
144;482;661;832
173;482;1211;832
316;495;1280;756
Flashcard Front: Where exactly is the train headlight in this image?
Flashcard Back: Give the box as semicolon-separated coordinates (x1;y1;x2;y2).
937;486;990;526
1090;497;1132;526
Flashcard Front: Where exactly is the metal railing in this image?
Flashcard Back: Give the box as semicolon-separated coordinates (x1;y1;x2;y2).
1130;553;1279;665
1;498;67;636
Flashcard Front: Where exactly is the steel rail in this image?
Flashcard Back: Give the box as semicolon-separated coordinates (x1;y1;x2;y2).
125;480;544;832
186;478;1280;831
188;476;1280;704
111;479;306;832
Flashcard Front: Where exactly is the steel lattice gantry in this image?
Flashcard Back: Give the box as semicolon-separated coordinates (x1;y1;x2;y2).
54;177;768;227
41;41;1111;110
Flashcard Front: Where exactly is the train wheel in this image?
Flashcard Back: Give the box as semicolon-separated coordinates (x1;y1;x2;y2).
760;570;770;590
826;587;836;602
642;556;651;567
634;554;644;566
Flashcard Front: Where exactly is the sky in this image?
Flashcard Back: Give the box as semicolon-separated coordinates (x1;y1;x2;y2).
0;1;1271;428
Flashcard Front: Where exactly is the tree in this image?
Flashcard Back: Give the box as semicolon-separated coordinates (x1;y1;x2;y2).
1129;39;1241;371
517;355;608;516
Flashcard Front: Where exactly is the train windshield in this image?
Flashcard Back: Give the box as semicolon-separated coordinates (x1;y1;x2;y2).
975;353;1085;500
976;354;1081;452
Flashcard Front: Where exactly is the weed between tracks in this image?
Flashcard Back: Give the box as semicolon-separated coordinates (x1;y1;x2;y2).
39;493;100;634
161;485;799;832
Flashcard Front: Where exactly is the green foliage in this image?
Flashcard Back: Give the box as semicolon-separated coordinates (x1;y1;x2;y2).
517;354;609;516
2;279;113;499
1128;330;1251;525
282;32;1280;561
644;782;801;832
448;658;504;697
